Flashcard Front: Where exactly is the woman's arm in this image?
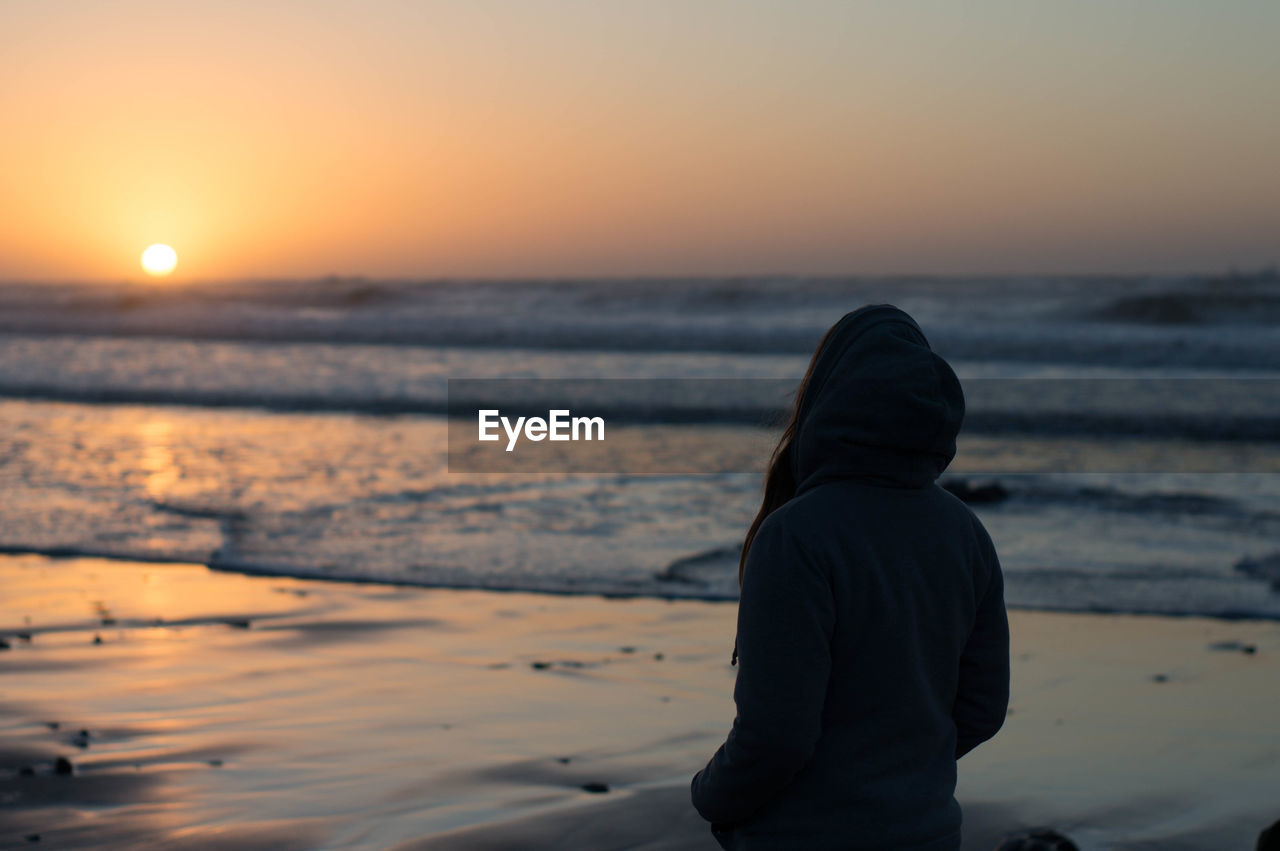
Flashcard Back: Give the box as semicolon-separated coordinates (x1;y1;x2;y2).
952;530;1010;759
691;515;835;827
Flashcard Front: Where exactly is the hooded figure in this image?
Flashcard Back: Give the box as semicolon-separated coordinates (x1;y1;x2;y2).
691;305;1010;850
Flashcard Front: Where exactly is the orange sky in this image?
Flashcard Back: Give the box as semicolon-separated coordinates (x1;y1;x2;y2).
2;1;1278;280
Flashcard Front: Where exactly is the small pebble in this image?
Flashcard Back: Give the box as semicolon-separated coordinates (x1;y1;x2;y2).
18;765;35;777
581;782;609;794
0;638;10;650
207;759;223;767
619;646;636;654
556;757;571;764
531;661;551;670
24;834;40;843
54;756;74;775
653;652;664;661
92;635;104;645
1153;674;1169;683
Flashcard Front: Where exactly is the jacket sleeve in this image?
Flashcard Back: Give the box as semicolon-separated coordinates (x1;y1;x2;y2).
952;527;1010;759
691;516;835;827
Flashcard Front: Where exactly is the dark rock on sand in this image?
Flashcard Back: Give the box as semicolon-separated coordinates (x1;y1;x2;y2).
92;634;103;645
1259;818;1280;851
24;834;40;843
530;659;590;670
619;646;636;653
18;764;36;776
1153;674;1169;683
70;730;91;749
654;652;664;660
1209;640;1258;655
941;479;1010;505
54;756;74;775
580;782;609;794
0;637;10;650
556;757;571;764
995;827;1079;851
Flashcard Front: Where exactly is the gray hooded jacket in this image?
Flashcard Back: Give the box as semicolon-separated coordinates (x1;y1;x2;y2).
691;305;1010;850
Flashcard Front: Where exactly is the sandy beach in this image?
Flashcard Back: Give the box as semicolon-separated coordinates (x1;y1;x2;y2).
0;553;1275;849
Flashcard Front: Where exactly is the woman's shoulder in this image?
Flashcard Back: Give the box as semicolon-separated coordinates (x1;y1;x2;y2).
747;498;827;563
759;488;834;535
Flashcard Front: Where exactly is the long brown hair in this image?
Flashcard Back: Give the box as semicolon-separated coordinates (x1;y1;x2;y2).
738;323;840;586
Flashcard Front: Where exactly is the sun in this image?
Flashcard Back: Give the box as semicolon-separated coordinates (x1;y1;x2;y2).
140;243;178;277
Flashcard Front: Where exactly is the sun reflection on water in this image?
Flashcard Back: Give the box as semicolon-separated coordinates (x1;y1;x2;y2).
138;418;179;499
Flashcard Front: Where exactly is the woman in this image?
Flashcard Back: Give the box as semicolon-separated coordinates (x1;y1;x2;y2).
691;305;1010;850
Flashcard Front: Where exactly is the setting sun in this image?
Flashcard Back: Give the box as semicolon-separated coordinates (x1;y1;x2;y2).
141;243;178;277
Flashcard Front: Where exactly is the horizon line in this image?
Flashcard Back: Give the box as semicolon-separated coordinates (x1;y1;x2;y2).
2;266;1276;287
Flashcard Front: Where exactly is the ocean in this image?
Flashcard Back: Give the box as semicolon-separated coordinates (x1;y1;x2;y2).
1;274;1277;619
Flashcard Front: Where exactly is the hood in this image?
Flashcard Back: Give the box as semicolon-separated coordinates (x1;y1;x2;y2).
790;304;964;493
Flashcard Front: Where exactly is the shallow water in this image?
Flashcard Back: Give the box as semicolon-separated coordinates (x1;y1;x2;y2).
1;275;1278;618
1;396;1277;618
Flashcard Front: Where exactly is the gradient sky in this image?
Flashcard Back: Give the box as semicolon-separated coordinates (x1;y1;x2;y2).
2;0;1278;280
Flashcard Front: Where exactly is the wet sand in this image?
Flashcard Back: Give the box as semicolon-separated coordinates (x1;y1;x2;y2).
1;554;1277;850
